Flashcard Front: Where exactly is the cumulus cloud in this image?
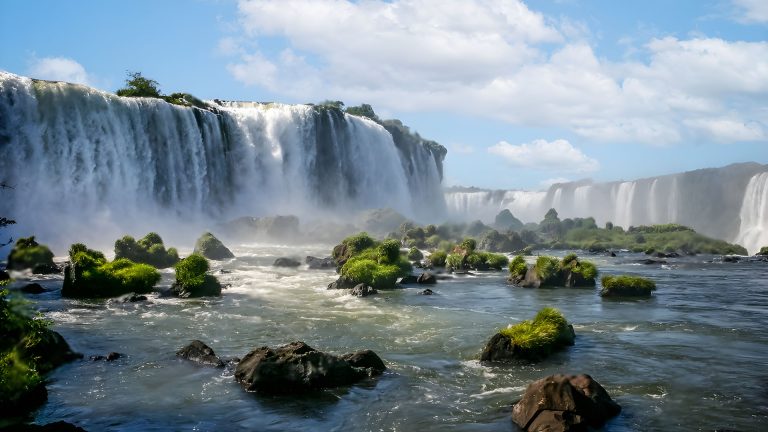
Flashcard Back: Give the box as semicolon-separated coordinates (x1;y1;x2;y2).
223;0;768;145
488;139;599;173
28;56;92;86
732;0;768;23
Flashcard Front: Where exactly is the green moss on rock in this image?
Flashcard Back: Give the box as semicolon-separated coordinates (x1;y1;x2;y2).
62;244;160;298
171;254;222;298
600;275;656;297
114;232;180;268
193;232;235;260
407;247;424;261
6;236;58;274
333;233;412;289
481;307;575;362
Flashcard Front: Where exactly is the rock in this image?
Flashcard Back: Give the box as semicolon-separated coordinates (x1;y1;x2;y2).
23;330;82;374
638;259;667;265
305;256;335;269
114;293;148;303
340;350;386;376
0;381;47;420
351;283;377;297
1;421;88;431
609;251;617;257
723;255;740;263
273;257;301;267
234;341;385;394
171;255;222;298
6;237;58;274
193;232;235;260
90;352;121;362
397;275;418;285
20;283;47;294
420;288;434;295
327;275;357;290
511;374;621;431
31;263;60;274
655;251;680;258
176;340;225;368
480;309;575;362
0;269;9;281
416;272;436;284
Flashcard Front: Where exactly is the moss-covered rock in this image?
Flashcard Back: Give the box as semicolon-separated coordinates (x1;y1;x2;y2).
514;254;597;288
426;250;447;267
333;233;412;289
193;232;234;260
171;254;222;298
6;237;58;274
407;247;423;261
757;246;768;256
508;255;528;284
480;307;575;362
114;232;180;268
62;243;161;298
600;275;656;297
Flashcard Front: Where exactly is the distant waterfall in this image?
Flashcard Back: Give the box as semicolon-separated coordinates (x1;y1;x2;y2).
0;72;445;250
736;172;768;254
445;163;768;254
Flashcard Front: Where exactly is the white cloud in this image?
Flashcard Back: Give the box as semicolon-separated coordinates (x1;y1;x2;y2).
488;139;599;173
28;56;92;86
732;0;768;23
224;0;768;145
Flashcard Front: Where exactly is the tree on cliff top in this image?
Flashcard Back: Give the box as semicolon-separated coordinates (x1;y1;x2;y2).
116;71;161;98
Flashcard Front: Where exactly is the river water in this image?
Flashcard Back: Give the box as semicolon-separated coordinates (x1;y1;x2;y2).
13;244;768;431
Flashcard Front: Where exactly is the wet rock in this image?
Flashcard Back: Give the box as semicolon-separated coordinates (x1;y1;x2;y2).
0;270;10;281
305;256;335;269
638;259;667;265
24;330;82;374
351;283;377;297
340;350;386;376
115;293;148;303
176;340;224;368
273;257;301;267
416;272;436;284
193;232;235;260
90;352;121;362
512;374;621;431
481;326;575;363
609;251;617;257
234;341;385;394
655;251;680;258
420;288;434;295
2;421;88;431
327;275;356;290
397;275;418;285
20;283;47;294
723;255;741;263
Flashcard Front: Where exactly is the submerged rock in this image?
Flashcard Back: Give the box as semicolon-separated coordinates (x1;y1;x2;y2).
351;283;377;297
416;272;436;284
234;341;385;394
273;257;301;267
305;256;335;269
176;340;225;368
397;275;418;285
90;352;121;362
3;421;88;431
0;269;9;281
193;232;235;260
20;283;47;294
512;374;621;431
420;288;434;295
327;275;357;290
639;259;667;265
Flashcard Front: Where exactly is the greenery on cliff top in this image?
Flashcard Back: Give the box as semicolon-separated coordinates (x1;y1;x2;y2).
116;71;211;109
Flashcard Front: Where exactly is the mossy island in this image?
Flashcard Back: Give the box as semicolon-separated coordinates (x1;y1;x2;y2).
171;254;222;298
600;275;657;298
444;238;509;272
330;233;412;290
6;236;58;274
509;253;597;288
63;243;161;298
115;232;180;269
481;307;575;362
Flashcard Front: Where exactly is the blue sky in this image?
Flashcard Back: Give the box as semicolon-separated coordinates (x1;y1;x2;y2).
1;0;766;190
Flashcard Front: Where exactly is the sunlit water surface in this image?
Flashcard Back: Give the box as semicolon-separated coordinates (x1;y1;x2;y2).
13;244;768;431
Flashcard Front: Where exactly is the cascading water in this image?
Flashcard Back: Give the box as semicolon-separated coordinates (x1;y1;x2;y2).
0;72;446;250
445;163;768;254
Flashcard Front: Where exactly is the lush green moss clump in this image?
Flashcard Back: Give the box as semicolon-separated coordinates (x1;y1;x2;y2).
6;236;57;274
171;254;222;298
446;253;464;271
757;246;768;256
407;247;423;261
509;255;528;279
115;232;180;268
535;256;561;281
428;250;447;267
334;233;412;289
600;275;656;297
62;244;160;298
193;232;235;260
521;254;597;288
499;307;574;354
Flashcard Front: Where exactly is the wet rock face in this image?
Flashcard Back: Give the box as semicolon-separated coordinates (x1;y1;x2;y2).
234;341;385;394
351;283;377;297
512;374;621;431
176;340;225;368
273;257;301;267
305;256;335;269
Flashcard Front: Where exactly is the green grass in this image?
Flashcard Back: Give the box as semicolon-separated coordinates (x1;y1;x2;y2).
509;255;528;279
428;250;447;266
600;275;656;297
446;253;464;271
499;307;573;354
173;254;222;297
535;256;560;281
114;232;179;268
407;247;423;261
7;236;55;271
63;245;160;298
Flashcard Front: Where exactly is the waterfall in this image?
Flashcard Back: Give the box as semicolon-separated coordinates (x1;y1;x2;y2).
0;72;446;250
445;164;768;252
736;172;768;254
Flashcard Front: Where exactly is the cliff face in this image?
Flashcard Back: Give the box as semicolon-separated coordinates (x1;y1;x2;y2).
445;163;768;254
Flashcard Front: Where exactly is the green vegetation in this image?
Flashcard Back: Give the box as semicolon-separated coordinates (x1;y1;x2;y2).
535;256;561;281
6;236;57;273
446;253;464;271
428;250;447;267
600;275;657;297
171;254;222;298
498;307;575;359
509;255;528;280
62;244;160;298
757;246;768;256
193;232;234;260
333;233;412;290
115;71;212;109
407;247;423;261
114;232;179;268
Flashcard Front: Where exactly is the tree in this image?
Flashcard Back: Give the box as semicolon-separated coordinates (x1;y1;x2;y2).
346;104;379;122
116;71;161;98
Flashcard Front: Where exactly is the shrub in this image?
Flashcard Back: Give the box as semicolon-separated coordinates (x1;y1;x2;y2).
341;258;402;289
407;247;423;261
535;256;560;281
600;275;656;297
6;236;56;273
172;254;221;298
332;232;376;266
484;253;509;270
428;250;447;266
377;239;401;264
498;307;574;359
460;238;477;253
116;71;161;98
509;255;528;279
63;244;160;298
758;246;768;256
115;233;179;268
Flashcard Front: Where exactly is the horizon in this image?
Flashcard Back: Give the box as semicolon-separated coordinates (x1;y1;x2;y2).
2;0;766;190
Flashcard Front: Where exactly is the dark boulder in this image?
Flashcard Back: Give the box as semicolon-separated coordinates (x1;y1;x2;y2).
723;255;740;263
0;270;9;281
273;257;301;267
351;283;377;297
193;232;235;260
176;340;225;368
305;256;335;269
511;374;621;431
340;350;386;376
234;341;384;394
90;352;121;362
416;272;436;284
397;275;418;285
638;259;667;265
420;288;434;295
327;275;357;290
24;330;82;374
20;283;46;294
113;293;148;303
